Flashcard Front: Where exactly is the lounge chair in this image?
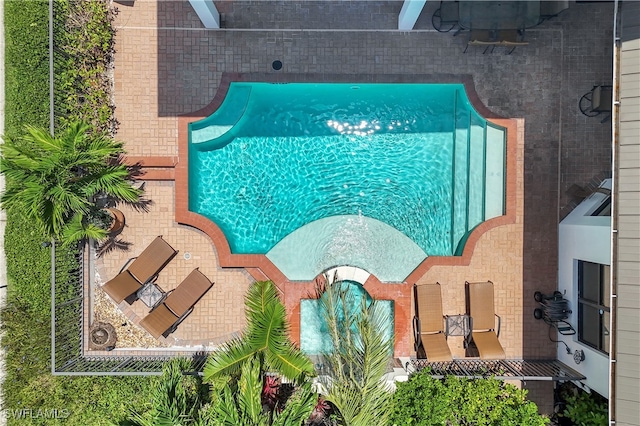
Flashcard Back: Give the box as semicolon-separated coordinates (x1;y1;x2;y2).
139;268;214;339
413;283;453;362
466;281;506;359
101;236;177;303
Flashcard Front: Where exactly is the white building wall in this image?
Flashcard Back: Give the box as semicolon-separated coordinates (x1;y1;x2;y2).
558;182;611;398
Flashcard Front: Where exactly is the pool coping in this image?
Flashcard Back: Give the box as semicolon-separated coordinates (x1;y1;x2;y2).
175;72;518;288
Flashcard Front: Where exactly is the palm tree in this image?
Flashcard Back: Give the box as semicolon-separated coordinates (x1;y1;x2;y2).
204;280;317;425
203;280;315;384
0;121;141;244
316;280;394;426
212;357;317;426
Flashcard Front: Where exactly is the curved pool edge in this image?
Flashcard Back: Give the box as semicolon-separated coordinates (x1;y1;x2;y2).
266;215;428;283
176;74;518;287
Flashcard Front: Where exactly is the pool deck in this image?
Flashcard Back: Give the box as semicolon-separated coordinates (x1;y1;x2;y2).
97;0;613;411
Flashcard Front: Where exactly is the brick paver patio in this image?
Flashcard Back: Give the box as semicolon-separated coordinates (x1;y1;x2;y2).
94;0;614;411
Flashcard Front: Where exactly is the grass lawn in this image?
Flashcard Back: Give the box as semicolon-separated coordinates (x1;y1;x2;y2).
2;1;156;424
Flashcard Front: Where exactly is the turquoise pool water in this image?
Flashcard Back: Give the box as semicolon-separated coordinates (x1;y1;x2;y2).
299;280;394;355
189;83;506;281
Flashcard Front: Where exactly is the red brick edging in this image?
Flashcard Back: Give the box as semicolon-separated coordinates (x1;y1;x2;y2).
175;73;519;355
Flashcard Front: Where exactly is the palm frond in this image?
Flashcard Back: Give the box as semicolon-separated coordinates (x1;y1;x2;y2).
0;164;30;183
0;146;41;171
47;183;90;212
61;214;109;245
86;167;142;202
86;137;125;157
41;198;69;238
272;381;318;426
265;343;315;383
61;121;92;150
213;386;242;426
203;339;257;382
245;280;280;319
318;281;394;426
23;125;63;152
246;296;286;351
359;301;394;386
237;358;264;424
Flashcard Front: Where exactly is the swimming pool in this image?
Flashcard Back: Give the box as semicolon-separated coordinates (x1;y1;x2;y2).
189;83;506;282
299;280;394;355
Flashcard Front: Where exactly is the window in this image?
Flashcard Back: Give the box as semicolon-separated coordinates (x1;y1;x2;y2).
590;196;611;216
577;261;610;354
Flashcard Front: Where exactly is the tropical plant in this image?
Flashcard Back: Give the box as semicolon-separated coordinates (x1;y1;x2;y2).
211;356;317;426
2;1;159;424
203;280;315;383
0;121;142;245
389;370;550;426
129;359;210;426
316;280;395;426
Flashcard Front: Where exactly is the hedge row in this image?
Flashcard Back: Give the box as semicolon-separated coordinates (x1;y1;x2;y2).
2;1;155;424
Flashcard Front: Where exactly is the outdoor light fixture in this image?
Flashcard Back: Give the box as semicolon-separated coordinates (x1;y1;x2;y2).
573;349;585;364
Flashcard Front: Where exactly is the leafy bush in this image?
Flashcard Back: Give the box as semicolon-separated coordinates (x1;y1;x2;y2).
55;0;118;133
560;385;608;426
3;0;50;137
2;1;156;425
389;371;550;426
130;359;208;426
3;207;52;315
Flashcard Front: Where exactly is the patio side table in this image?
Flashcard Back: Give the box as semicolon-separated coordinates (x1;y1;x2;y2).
445;314;471;338
137;282;164;308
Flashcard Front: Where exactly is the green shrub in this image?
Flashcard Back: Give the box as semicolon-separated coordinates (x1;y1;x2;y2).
4;0;50;136
3;207;53;315
389;371;549;426
55;0;117;133
2;1;157;425
561;386;608;426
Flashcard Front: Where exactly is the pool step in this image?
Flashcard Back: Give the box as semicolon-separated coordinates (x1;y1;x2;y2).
323;265;371;285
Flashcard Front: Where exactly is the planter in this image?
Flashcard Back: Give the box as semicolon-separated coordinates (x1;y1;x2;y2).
105;207;125;235
89;322;117;350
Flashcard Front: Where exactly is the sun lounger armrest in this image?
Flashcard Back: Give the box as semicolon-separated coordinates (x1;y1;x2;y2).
168;306;195;335
118;257;138;274
413;316;422;348
467;316;474;346
495;314;501;338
